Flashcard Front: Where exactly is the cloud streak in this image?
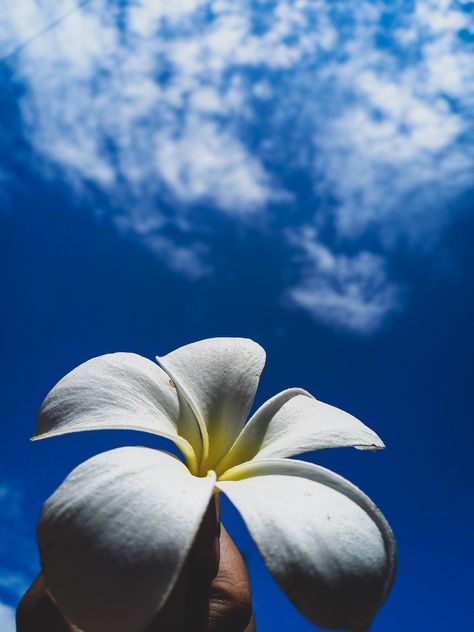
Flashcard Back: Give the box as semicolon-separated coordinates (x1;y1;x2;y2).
0;601;15;632
286;228;400;333
0;483;36;606
2;0;473;332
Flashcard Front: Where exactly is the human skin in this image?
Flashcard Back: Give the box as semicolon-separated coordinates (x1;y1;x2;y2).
17;496;256;632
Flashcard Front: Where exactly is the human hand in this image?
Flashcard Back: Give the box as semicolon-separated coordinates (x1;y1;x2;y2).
17;496;255;632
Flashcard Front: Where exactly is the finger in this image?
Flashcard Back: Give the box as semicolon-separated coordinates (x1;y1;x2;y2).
243;615;257;632
16;574;76;632
207;524;254;632
147;493;221;632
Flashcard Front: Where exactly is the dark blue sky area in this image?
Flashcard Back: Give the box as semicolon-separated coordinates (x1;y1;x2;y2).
1;2;474;631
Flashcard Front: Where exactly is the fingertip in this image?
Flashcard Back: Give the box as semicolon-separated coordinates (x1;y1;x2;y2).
17;574;74;632
146;496;222;631
191;494;222;581
207;525;254;632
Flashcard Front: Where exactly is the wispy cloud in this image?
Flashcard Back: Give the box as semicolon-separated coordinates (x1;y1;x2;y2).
0;483;36;605
0;601;15;632
286;228;400;334
310;0;473;246
2;0;473;331
154;117;279;215
278;0;473;329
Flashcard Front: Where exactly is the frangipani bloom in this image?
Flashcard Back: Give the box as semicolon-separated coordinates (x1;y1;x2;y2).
34;338;396;632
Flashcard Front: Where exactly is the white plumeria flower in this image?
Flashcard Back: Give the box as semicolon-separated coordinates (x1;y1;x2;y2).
34;338;396;632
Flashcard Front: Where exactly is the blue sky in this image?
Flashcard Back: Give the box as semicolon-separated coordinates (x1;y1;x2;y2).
0;0;473;630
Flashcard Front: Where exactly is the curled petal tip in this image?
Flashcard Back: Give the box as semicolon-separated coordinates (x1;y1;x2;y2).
354;434;386;450
354;442;385;451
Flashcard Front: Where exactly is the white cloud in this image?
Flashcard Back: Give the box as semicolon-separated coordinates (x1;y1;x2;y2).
308;2;474;248
154;117;278;214
287;228;400;333
0;601;15;632
3;0;282;208
0;484;22;522
0;483;37;602
1;0;288;277
280;0;474;328
143;234;211;279
0;571;30;599
2;0;473;332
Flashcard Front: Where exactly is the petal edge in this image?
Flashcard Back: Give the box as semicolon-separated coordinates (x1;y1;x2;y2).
38;447;216;632
158;337;266;471
218;458;396;630
219;393;384;473
35;353;202;471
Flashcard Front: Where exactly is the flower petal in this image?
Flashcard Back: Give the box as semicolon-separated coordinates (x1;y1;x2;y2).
34;353;202;472
37;447;216;632
158;338;266;470
215;388;310;474
218;459;396;631
218;392;383;473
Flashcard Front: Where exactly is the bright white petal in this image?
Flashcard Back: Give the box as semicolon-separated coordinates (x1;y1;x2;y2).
38;447;216;632
216;388;310;474
218;393;383;472
218;459;396;631
34;353;202;471
158;338;265;470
